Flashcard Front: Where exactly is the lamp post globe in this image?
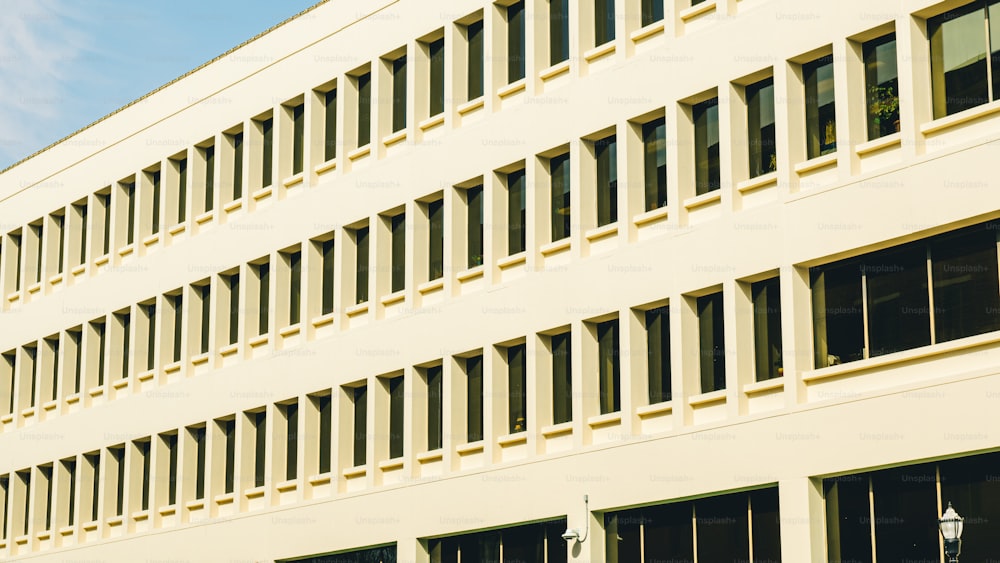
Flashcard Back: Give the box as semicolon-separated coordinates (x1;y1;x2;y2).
938;502;964;563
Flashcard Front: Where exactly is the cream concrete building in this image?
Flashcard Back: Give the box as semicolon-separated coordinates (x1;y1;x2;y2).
2;0;1000;561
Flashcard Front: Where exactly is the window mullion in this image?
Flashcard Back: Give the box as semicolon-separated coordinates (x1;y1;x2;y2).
861;270;870;360
935;463;944;562
926;246;937;344
986;3;995;101
746;494;754;562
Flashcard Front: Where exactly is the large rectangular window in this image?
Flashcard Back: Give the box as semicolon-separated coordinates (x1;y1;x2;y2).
357;72;372;147
643;117;667;211
507;169;527;255
426;365;443;451
698;292;726;392
391;214;406;293
597;319;620;414
391;55;407;133
804;55;837;158
550;0;569;65
752;277;783;381
352;385;368;466
550;153;571;242
355;226;370;304
429;38;445;117
507;1;526;83
466;355;484;442
324;89;337;161
595;0;616;46
694;98;720;195
467;19;484;100
747;77;777;178
812;221;1000;367
929;1;1000;119
430;520;567;563
388;376;404;459
428;200;444;281
507;343;527;433
551;332;572;425
467;185;484;268
645;306;671;404
595;135;617;227
864;33;899;139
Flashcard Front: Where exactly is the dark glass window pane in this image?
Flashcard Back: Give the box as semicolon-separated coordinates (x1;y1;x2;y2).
550;153;571;242
551;332;572;424
228;274;240;346
641;0;664;26
645;501;695;563
939;451;1000;561
389;376;404;459
750;488;781;563
171;296;182;363
204;145;215;211
321;239;335;315
357;72;372;146
467;20;484;100
289;251;301;326
150;171;160;235
992;1;1000;101
646;306;671;404
696;493;749;562
261;118;273;188
466;355;484;442
257;263;270;336
824;475;872;563
804;55;837;158
866;244;930;357
811;259;864;367
392;56;407;133
747;77;777;177
193;427;206;499
353;386;367;466
224;419;235;494
550;0;569;65
324;89;337;161
177;159;187;223
139;442;151;510
232;133;243;200
598;319;620;414
752;277;783;381
508;169;526;255
144;304;156;370
112;449;124;515
605;511;641;561
467;186;484;268
595;135;618;227
292;104;304;175
508;344;527;433
929;3;989;118
120;312;130;380
318;395;332;474
595;0;616;45
863;34;899;140
643;118;667;211
697;292;726;392
503;522;544;563
430;38;445;116
694;98;720;195
100;194;111;254
872;464;938;562
932;225;1000;342
391;214;406;292
429;200;444;281
427;366;443;451
356;227;370;304
166;435;178;505
507;2;525;83
125;182;135;245
253;412;266;487
285;404;298;480
78;204;88;265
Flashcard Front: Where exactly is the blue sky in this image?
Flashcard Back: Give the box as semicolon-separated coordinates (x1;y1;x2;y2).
0;0;320;170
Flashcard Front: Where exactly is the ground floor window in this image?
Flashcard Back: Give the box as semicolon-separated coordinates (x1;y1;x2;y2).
279;544;396;563
429;518;566;563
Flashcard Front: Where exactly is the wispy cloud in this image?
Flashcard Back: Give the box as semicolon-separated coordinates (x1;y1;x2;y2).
0;0;92;168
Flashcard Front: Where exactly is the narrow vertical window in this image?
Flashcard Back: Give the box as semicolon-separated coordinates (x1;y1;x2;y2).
125;182;136;246
595;135;618;227
467;20;485;100
752;278;783;381
253;411;266;488
26;346;37;408
227;273;240;346
11;232;22;291
223;419;236;494
508;343;527;433
643;118;667;211
427;366;443;451
804;55;837;158
317;395;332;474
144;303;156;372
507;2;526;83
428;200;444;281
232;133;243;199
645;306;671;404
31;224;43;284
261;118;273;188
288;251;301;326
466;355;484;442
550;153;571;242
70;330;82;395
198;284;211;354
357;72;372;147
256;262;270;336
192;427;206;499
0;475;7;541
324;89;338;161
95;321;106;386
54;214;65;275
177;158;187;223
747;77;777;178
392;55;407;133
76;202;88;266
595;0;616;46
150;171;161;235
467;185;484;268
120;311;131;381
321;239;335;315
98;193;111;255
598;319;620;413
63;459;77;526
203;145;216;211
388;376;404;459
864;33;899;139
170;294;183;364
291;105;304;175
551;332;572;424
550;0;569;65
355;227;370;304
694;98;721;195
47;337;59;402
507;169;526;255
698;292;726;392
641;0;664;26
41;466;53;531
429;38;445;117
391;214;406;293
165;434;178;505
139;441;151;511
285;403;298;481
353;385;368;466
86;454;99;523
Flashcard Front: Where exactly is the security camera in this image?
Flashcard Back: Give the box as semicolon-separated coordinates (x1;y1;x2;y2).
562;528;580;542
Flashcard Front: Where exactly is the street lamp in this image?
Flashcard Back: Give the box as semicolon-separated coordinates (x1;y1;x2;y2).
938;501;964;563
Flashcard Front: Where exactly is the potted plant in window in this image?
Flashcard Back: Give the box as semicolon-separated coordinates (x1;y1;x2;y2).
868;85;900;136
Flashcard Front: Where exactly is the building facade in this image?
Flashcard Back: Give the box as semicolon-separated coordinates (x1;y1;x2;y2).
1;0;1000;561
